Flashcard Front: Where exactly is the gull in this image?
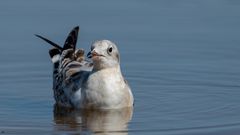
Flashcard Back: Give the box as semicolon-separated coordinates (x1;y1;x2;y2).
36;26;134;109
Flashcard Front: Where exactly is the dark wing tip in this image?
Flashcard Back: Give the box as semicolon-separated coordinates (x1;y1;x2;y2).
63;26;80;51
74;26;79;31
35;34;63;51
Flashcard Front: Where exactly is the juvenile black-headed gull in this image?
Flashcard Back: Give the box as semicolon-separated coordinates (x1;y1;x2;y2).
36;26;134;109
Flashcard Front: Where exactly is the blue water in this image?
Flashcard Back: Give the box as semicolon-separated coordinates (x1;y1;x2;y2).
0;0;240;135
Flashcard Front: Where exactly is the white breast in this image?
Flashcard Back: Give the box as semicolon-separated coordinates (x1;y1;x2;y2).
82;67;130;109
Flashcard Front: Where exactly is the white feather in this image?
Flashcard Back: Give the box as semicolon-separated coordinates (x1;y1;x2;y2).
51;54;60;63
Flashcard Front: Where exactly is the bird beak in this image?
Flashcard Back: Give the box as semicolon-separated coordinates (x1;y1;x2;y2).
87;50;104;59
87;50;97;58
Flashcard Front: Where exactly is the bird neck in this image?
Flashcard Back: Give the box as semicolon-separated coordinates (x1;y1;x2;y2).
91;65;125;90
92;61;120;72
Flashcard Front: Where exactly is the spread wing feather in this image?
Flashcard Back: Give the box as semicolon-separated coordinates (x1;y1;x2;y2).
36;26;93;107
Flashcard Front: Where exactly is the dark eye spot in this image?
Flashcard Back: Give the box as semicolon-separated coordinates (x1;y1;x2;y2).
108;47;113;53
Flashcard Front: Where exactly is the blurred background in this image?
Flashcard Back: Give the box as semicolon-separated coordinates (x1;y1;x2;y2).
0;0;240;135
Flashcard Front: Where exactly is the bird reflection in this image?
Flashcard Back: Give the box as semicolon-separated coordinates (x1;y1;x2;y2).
53;104;133;135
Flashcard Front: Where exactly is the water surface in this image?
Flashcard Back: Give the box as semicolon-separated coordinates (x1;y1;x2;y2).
0;0;240;135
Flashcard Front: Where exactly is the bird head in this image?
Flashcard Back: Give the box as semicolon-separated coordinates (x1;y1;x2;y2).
87;40;120;71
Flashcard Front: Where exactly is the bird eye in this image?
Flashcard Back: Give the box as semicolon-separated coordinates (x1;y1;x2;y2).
108;47;113;53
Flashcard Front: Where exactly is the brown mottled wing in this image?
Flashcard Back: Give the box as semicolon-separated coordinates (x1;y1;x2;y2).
36;26;87;107
54;49;93;107
52;26;94;107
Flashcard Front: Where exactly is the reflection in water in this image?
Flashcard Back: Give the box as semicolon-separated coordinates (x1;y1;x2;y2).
53;105;133;135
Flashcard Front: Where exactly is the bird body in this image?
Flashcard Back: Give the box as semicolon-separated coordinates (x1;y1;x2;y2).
81;66;133;109
36;26;133;109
